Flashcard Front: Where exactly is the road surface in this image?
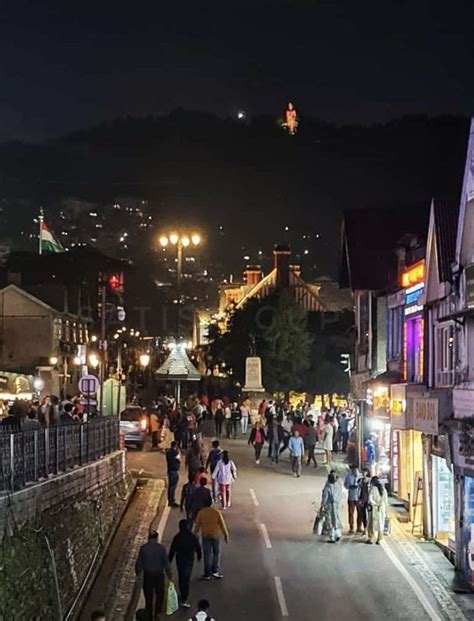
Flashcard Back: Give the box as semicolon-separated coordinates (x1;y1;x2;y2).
127;437;447;621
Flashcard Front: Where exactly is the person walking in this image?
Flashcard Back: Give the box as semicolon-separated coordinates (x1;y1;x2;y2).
288;429;305;478
321;472;343;543
169;519;202;609
188;599;215;621
224;404;232;438
367;476;388;544
339;413;350;453
279;413;293;456
230;403;241;438
267;418;284;464
205;440;222;502
212;450;237;509
343;465;360;534
305;421;318;467
166;441;181;508
322;416;334;465
186;440;204;482
135;530;172;620
357;469;371;535
248;421;266;464
240;402;250;435
194;496;229;580
188;477;213;525
150;410;160;450
214;405;224;437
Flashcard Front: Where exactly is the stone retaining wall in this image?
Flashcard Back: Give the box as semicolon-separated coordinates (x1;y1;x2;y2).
0;450;130;620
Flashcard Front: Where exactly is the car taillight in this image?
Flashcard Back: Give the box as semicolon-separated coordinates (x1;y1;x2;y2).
140;418;147;431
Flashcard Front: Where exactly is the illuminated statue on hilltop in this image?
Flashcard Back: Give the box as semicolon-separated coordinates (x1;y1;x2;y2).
284;102;298;135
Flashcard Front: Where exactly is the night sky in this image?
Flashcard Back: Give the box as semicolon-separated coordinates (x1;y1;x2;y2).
1;1;474;142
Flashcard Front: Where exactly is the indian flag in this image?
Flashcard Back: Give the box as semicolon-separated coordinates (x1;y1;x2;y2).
40;222;64;254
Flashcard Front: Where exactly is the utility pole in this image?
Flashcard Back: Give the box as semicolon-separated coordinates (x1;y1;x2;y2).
176;239;183;337
99;275;107;415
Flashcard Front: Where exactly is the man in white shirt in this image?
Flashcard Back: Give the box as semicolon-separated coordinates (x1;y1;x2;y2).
188;598;215;621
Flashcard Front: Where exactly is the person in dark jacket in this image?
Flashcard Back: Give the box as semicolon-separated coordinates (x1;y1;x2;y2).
135;530;172;620
188;477;212;525
267;419;285;464
186;441;204;481
205;440;222;501
180;474;196;523
305;421;318;467
166;441;181;507
248;422;266;464
169;519;202;609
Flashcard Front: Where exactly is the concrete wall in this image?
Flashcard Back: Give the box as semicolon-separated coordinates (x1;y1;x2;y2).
0;450;130;620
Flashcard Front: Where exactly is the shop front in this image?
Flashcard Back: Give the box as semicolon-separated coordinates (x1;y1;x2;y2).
432;450;455;551
452;387;474;586
390;384;426;525
365;380;393;486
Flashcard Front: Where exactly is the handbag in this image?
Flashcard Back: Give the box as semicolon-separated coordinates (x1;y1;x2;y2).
384;517;391;536
165;580;179;615
313;509;325;535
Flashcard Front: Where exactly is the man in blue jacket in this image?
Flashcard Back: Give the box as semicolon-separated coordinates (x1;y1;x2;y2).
288;430;305;477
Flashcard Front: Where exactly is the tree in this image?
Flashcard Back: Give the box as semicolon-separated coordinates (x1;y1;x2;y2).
260;290;312;396
208;290;312;396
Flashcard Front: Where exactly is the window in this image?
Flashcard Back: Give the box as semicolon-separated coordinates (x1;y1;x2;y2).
404;315;424;383
388;306;403;360
435;323;454;387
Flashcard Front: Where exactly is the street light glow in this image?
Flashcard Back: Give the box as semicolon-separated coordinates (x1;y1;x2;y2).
89;353;100;369
49;356;58;365
169;233;179;245
181;236;190;247
73;356;82;365
159;235;169;247
139;353;150;367
191;233;201;246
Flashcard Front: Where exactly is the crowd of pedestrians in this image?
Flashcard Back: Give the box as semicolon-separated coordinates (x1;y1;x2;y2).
318;466;389;544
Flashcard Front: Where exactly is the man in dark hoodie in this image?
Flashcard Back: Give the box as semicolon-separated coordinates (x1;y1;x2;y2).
169;519;202;609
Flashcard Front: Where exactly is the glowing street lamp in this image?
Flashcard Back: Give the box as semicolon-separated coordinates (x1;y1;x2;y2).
157;230;204;336
49;356;58;366
139;353;150;367
89;353;100;369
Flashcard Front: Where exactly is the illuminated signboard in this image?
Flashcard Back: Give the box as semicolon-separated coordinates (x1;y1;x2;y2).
401;260;425;288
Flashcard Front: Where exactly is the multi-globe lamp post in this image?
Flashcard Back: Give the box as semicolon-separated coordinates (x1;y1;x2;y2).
159;232;201;336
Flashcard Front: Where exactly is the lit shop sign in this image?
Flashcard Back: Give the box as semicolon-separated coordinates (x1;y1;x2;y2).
401;260;425;288
404;282;424;316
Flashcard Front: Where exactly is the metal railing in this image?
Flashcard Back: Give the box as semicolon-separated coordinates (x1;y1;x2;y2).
0;418;119;491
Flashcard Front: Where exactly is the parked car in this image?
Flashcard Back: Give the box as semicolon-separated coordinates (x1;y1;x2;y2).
120;406;147;450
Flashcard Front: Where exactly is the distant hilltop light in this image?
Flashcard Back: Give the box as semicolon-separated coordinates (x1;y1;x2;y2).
237;111;246;120
285;226;289;231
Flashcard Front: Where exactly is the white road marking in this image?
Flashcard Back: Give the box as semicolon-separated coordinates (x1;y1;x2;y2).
274;577;289;617
259;523;272;549
249;488;260;506
380;540;443;621
157;505;171;543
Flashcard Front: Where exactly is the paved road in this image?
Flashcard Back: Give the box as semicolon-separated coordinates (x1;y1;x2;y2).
127;437;443;621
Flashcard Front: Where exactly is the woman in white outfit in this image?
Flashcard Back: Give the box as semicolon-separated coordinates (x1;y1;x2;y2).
322;417;334;465
367;476;388;544
212;450;237;510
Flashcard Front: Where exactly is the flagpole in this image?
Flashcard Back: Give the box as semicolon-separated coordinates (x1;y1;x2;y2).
38;207;44;255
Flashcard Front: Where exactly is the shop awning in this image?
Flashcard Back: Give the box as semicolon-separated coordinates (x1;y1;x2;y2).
364;370;402;386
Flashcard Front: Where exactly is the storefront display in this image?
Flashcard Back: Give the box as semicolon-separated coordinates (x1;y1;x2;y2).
432;455;455;549
463;476;474;588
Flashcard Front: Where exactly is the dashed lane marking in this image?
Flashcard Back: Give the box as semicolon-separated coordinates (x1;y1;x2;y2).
249;488;260;506
381;539;443;621
260;523;272;549
274;577;289;617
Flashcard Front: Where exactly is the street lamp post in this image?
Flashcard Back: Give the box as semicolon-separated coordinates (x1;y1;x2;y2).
159;232;201;337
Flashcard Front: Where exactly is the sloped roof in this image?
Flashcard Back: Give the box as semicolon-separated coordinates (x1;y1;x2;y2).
339;206;430;291
433;201;459;283
156;347;201;381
